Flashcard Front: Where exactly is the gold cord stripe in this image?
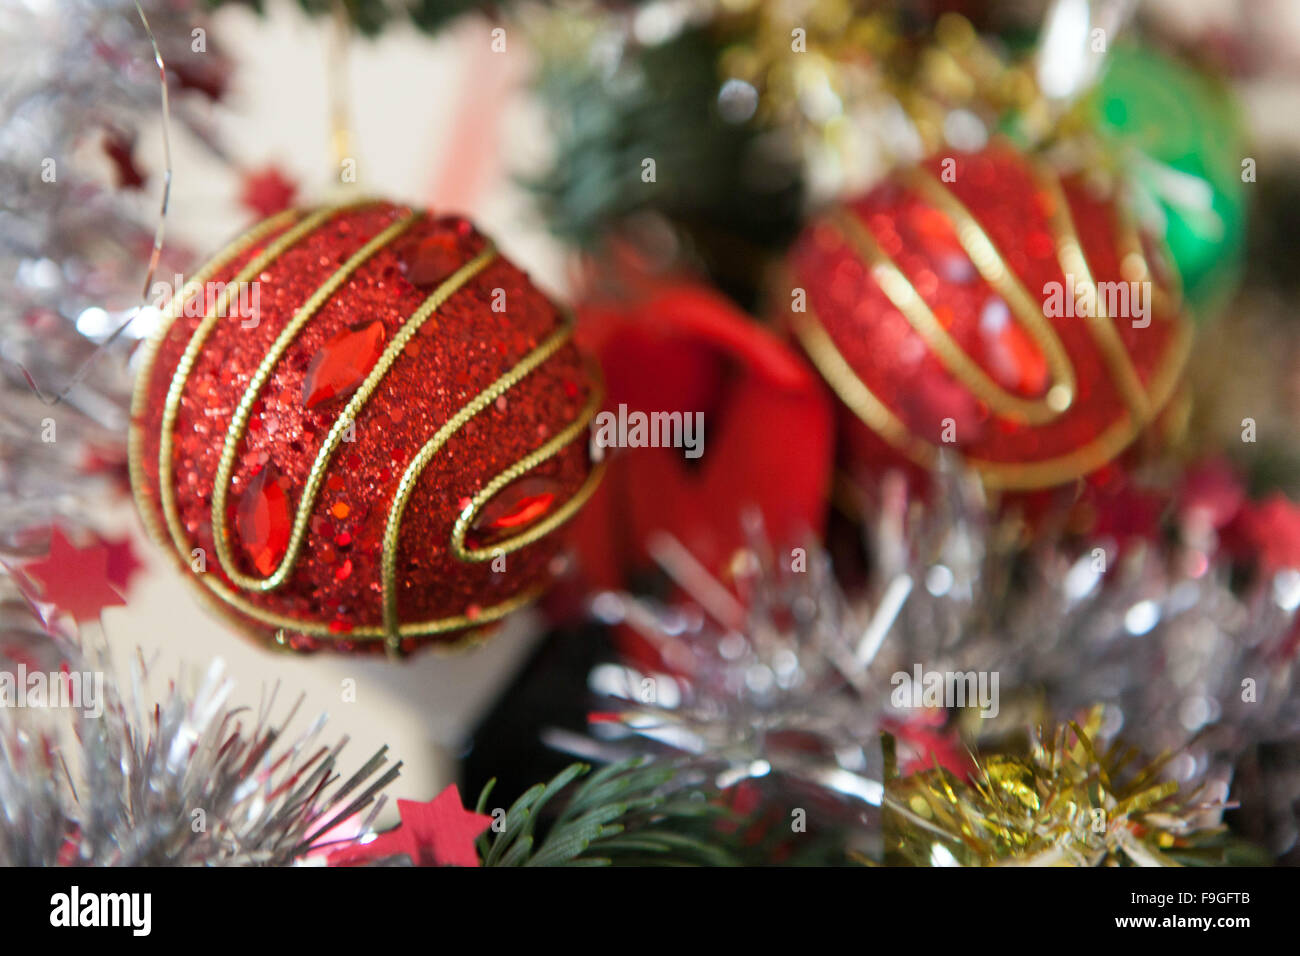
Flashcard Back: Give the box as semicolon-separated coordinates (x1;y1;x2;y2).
905;167;1077;413
1115;194;1182;320
186;562;548;645
157;204;359;567
796;296;1192;490
793;159;1193;490
128;209;303;551
831;208;1070;425
181;569;534;657
1036;172;1153;424
451;377;605;564
380;320;594;645
209;211;423;591
790;306;937;468
977;318;1192;489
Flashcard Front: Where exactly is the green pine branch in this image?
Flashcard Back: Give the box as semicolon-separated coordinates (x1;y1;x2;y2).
474;758;737;867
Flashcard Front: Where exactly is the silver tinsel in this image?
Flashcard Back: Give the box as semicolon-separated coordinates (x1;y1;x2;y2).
0;3;404;867
573;464;1300;859
0;574;400;866
576;517;891;808
1;0;229;538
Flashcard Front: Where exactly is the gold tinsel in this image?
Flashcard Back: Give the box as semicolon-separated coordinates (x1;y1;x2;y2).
883;709;1227;866
715;3;1041;196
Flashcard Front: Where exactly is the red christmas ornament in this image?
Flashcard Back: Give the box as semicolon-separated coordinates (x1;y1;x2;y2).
129;201;602;656
782;143;1192;491
569;282;834;594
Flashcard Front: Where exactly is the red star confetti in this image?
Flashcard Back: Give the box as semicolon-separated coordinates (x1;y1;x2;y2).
101;534;144;595
238;165;298;219
80;440;133;495
102;128;145;190
20;527;126;623
329;784;491;868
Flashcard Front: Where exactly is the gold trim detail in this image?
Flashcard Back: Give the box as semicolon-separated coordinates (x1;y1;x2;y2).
796;300;1192;490
381;332;603;650
128;208;303;551
1035;172;1153;423
209;211;422;591
156;205;351;567
905;167;1077;415
450;380;605;565
1115;191;1183;320
790;306;938;469
832;208;1070;425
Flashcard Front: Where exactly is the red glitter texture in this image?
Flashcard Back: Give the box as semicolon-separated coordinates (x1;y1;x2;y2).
133;202;597;654
785;144;1186;488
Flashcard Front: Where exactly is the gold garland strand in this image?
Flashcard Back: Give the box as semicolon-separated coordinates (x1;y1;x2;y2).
883;709;1226;866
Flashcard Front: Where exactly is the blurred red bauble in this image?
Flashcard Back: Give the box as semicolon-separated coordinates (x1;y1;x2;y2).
130;201;602;656
568;281;833;594
1230;493;1300;575
782;143;1192;492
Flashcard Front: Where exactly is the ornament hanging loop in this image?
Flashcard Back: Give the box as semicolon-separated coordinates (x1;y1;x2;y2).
326;0;358;194
1036;0;1137;106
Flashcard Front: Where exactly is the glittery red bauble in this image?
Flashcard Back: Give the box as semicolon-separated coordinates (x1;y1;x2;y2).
783;143;1192;491
130;202;602;656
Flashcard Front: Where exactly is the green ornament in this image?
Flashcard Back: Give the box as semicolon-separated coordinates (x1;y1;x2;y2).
1092;45;1248;317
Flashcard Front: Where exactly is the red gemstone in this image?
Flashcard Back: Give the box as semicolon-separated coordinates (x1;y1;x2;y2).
301;320;385;409
978;297;1048;397
401;232;463;287
236;465;292;576
469;475;561;547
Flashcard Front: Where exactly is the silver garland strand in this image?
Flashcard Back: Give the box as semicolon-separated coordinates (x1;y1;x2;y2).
0;0;230;539
570;465;1300;859
0;2;405;868
0;573;401;866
